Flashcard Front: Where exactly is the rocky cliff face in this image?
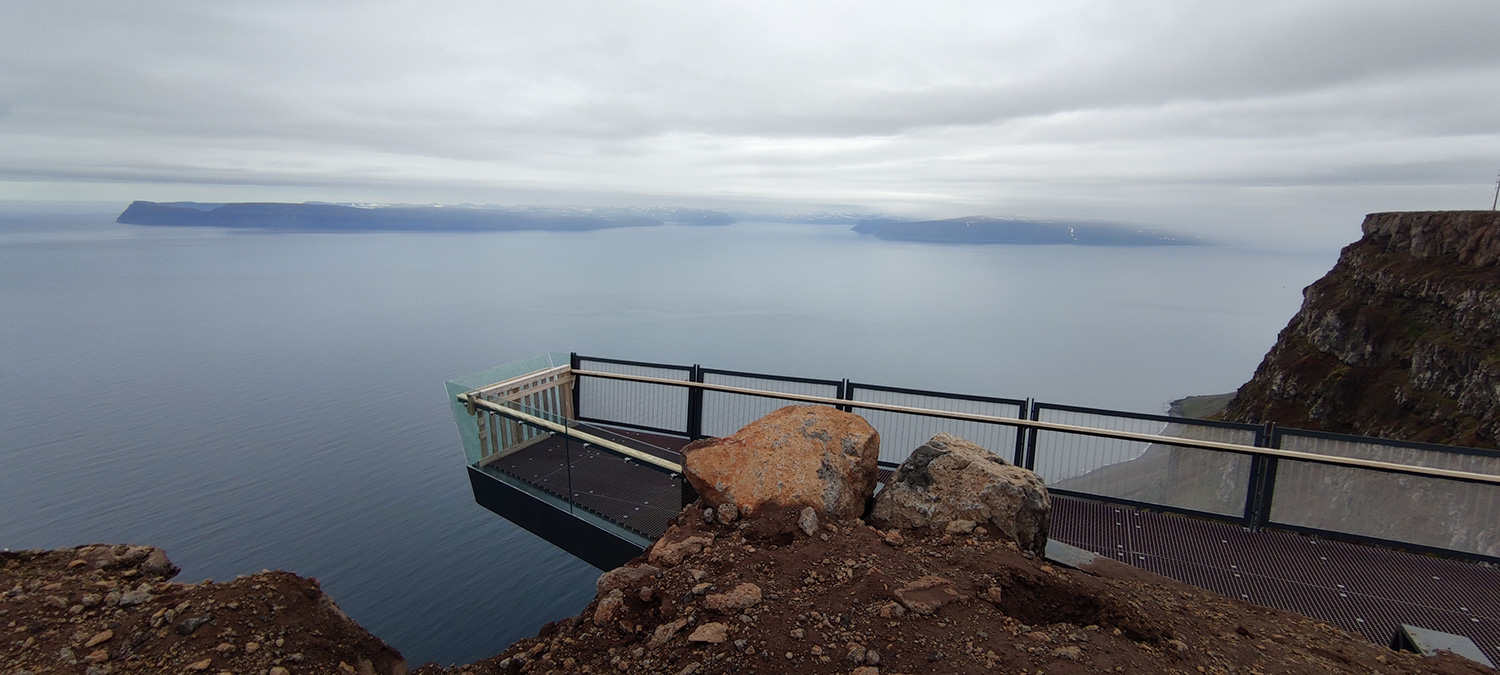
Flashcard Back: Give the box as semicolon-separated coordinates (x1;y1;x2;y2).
1224;211;1500;448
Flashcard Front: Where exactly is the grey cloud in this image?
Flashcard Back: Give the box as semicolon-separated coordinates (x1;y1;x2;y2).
3;1;1499;247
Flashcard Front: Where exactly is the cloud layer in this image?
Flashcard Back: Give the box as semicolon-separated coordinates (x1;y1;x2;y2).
3;1;1498;245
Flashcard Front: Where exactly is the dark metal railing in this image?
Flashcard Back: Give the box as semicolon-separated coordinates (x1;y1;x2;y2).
561;353;1500;562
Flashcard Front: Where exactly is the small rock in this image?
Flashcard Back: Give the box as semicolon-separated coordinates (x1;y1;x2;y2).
117;589;152;606
338;662;356;674
853;667;879;675
79;593;102;608
177;614;214;635
1050;645;1083;661
593;589;625;627
716;503;739;524
797;507;819;537
877;602;905;618
269;668;290;675
867;649;881;665
981;586;1004;605
881;530;904;546
647;529;716;567
649;618;689;647
84;629;113;648
704;583;762;613
186;658;212;671
847;645;867;663
790;628;805;639
245;641;260;654
140;549;176;577
691;583;712;595
895;575;963;615
687;622;728;644
944;519;977;534
214;642;236;653
596;564;662;595
84;649;109;664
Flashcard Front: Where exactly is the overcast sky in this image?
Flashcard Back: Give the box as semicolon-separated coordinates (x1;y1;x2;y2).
2;1;1498;246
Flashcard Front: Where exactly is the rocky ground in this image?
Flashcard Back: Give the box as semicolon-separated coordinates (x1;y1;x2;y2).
416;503;1492;675
0;544;405;675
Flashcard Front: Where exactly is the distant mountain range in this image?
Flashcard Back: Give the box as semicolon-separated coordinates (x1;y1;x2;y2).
117;201;735;231
852;216;1197;246
118;202;1195;245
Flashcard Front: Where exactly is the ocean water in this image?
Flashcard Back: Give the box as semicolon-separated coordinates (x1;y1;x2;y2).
0;202;1337;665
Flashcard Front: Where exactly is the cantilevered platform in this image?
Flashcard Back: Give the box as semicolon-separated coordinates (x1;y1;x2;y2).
475;430;1499;664
449;353;1500;666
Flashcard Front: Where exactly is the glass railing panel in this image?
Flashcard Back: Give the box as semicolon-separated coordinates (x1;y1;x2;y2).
700;371;840;437
1271;433;1500;557
575;359;690;434
1036;407;1257;517
849;387;1024;466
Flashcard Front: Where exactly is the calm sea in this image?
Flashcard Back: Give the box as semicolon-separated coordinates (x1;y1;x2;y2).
0;202;1336;665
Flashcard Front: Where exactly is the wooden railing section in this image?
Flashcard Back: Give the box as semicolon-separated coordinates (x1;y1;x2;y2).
466;364;575;465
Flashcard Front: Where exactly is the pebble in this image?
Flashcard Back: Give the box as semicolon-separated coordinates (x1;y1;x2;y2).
83;629;113;647
177;614;215;635
186;658;213;671
269;668;290;675
117;589;152;606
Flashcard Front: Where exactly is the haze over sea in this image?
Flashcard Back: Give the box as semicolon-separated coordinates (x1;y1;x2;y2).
0;202;1336;665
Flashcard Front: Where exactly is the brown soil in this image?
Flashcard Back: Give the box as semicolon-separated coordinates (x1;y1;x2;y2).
0;544;405;674
417;503;1493;675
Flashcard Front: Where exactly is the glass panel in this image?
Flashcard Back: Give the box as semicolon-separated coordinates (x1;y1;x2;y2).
1037;409;1256;517
1271;434;1500;557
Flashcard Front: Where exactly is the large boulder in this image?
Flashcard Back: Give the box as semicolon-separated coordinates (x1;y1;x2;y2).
683;405;880;521
869;432;1050;554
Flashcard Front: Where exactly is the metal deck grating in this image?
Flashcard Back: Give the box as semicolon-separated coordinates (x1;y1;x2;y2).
483;425;690;539
1049;496;1500;665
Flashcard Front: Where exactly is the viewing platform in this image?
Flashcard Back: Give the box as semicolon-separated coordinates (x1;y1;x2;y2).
447;353;1500;665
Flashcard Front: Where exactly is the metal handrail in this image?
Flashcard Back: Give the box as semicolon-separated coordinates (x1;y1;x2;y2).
459;392;684;473
569;368;1500;487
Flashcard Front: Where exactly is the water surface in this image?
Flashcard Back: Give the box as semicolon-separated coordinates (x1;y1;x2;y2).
0;203;1335;665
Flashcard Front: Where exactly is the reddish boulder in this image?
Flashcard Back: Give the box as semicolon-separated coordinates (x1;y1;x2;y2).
683;405;880;520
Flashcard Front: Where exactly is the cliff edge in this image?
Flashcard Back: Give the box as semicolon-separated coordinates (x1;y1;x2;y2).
1224;211;1500;448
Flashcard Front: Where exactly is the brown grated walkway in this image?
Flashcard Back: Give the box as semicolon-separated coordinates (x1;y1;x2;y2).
1050;496;1500;665
482;430;1499;664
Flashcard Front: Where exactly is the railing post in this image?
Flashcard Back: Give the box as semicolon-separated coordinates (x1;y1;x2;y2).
838;379;853;413
687;365;705;440
1024;399;1040;470
1243;422;1279;531
569;353;582;421
1013;398;1032;466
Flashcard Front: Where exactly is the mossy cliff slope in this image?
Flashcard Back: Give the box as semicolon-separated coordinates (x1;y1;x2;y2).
1225;211;1500;448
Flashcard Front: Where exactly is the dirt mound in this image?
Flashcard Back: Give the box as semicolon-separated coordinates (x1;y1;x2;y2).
417;503;1492;675
0;545;405;674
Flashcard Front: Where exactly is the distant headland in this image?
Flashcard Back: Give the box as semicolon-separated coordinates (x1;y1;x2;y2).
852;215;1199;245
117;201;1197;245
116;201;734;232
